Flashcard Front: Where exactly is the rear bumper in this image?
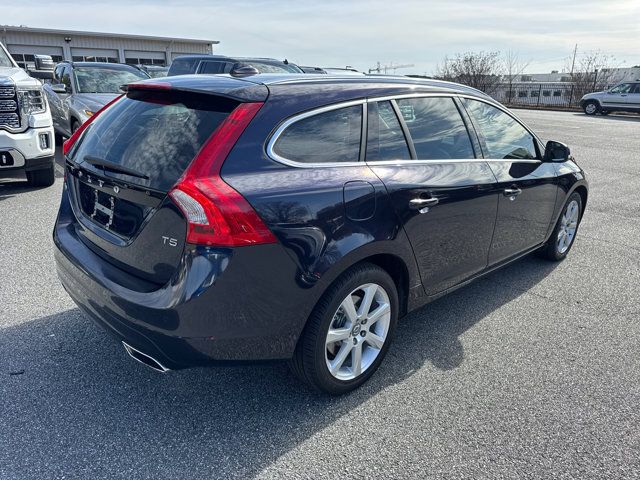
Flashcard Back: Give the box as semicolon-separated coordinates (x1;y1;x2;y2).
53;186;310;368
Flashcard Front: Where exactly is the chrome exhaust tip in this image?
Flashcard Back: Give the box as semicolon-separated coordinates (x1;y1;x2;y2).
122;342;170;373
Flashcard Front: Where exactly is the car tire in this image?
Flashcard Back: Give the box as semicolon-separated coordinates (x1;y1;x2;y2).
583;100;599;115
537;192;582;261
71;120;80;134
26;164;55;188
290;263;399;395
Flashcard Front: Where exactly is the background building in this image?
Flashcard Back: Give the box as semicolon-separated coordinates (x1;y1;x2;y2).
0;25;217;69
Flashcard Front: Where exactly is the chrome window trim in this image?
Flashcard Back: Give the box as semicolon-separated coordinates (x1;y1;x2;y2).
266;92;544;169
365;158;541;166
266;99;367;168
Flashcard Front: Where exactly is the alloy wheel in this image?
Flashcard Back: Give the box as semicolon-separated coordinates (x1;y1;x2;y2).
557;199;579;254
585;103;597;115
325;283;391;381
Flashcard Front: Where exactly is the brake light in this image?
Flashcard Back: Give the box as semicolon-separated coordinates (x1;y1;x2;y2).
169;102;276;247
62;95;123;156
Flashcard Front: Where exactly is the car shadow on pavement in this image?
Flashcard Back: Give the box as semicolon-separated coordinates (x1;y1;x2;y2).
0;255;558;479
571;113;640;122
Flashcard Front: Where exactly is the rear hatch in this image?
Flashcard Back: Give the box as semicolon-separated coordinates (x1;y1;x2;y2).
64;83;264;285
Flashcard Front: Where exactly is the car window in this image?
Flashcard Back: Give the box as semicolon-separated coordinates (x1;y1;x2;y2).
0;46;13;67
54;64;65;82
395;97;475;160
632;84;640;94
272;105;362;164
70;90;237;192
463;99;537;160
199;61;227;74
60;66;72;91
240;61;302;73
168;57;201;76
610;84;632;94
73;67;148;93
366;101;411;161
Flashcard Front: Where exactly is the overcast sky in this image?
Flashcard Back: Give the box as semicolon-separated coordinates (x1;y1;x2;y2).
3;0;639;74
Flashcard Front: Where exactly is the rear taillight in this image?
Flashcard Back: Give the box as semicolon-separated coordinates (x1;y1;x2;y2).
169;102;276;247
62;95;123;156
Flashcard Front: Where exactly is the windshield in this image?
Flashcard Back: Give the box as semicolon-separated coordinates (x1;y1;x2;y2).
243;61;302;74
0;45;15;68
73;67;148;93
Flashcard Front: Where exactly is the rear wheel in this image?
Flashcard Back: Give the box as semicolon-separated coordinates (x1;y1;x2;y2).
290;263;398;394
71;120;80;134
583;101;599;115
537;192;582;261
26;164;55;188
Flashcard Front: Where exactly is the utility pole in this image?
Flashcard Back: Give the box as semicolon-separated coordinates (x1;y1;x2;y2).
570;44;578;76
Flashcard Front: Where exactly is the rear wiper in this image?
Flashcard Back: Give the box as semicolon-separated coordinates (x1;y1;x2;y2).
83;155;149;180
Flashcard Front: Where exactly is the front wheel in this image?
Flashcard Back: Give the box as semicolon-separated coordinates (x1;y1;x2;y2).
537;192;582;261
290;263;398;394
583;101;599;115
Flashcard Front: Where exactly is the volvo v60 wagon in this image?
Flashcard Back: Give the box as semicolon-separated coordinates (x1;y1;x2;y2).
54;74;588;394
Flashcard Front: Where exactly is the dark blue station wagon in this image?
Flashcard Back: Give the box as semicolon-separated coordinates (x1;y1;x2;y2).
54;74;588;394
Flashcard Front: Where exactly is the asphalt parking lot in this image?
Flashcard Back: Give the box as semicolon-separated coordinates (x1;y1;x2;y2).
1;109;639;479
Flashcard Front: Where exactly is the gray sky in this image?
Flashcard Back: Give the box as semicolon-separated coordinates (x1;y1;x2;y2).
4;0;639;74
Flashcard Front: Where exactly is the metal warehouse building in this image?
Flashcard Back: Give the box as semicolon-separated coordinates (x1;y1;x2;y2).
0;25;217;69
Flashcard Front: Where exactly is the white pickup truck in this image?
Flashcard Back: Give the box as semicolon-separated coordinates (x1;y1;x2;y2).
0;42;56;187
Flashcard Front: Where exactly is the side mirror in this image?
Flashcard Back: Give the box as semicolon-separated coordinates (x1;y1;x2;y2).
51;83;69;94
34;55;54;71
230;64;259;78
27;55;55;80
543;140;570;162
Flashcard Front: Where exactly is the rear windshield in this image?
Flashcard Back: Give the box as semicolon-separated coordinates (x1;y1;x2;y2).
69;90;238;191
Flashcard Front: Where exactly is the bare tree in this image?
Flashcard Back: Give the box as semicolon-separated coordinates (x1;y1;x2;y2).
435;51;503;93
565;50;618;101
503;51;530;103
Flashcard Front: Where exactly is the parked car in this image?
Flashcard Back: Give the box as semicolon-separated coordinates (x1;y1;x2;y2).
167;54;303;76
54;74;588;394
137;64;169;78
0;42;56;187
580;81;640;115
43;61;149;138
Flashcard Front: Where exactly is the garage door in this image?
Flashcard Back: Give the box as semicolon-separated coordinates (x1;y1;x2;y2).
7;44;64;69
125;50;166;66
71;48;119;63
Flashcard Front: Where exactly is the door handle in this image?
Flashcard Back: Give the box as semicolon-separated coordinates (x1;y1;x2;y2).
503;188;522;197
409;197;439;209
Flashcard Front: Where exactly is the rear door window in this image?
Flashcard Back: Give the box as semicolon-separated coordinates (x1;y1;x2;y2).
69;90;239;191
463;99;538;160
199;61;228;74
395;97;475;160
272;105;362;164
366;101;411;161
168;58;200;76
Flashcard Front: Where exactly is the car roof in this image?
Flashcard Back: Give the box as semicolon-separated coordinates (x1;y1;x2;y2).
132;73;492;103
244;73;490;97
173;54;286;64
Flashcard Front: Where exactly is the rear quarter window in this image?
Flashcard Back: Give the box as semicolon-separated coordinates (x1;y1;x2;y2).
272;105;363;164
